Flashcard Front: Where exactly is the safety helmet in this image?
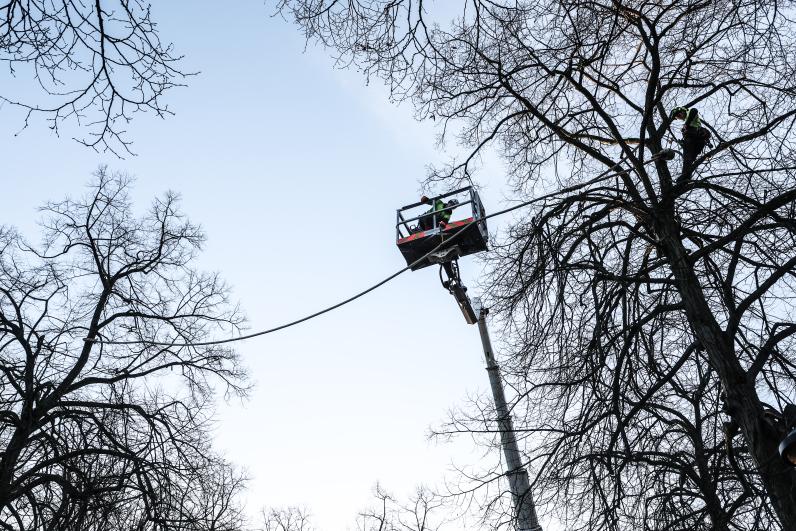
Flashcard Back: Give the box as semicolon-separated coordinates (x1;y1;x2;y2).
670;106;688;119
420;195;431;204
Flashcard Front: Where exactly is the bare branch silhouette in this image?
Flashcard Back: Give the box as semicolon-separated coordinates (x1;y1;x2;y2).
1;1;189;154
279;1;796;528
0;169;249;530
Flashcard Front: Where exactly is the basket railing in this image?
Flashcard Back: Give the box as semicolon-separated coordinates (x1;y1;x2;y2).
395;187;483;240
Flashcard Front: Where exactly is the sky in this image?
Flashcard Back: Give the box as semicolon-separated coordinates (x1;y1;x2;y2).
0;3;556;529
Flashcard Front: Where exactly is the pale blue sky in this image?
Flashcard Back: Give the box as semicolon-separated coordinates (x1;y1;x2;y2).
0;3;553;529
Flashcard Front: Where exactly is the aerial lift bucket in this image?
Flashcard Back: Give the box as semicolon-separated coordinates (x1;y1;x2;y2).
395;186;488;324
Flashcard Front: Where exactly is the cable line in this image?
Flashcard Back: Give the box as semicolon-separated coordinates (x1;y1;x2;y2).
87;155;666;347
88;219;477;347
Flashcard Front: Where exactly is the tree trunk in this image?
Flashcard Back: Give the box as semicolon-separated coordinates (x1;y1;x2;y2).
0;410;34;509
658;217;796;528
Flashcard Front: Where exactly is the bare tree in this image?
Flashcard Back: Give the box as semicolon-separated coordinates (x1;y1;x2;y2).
0;169;249;530
47;454;249;531
261;507;314;531
357;484;446;531
174;463;249;531
277;1;796;529
1;1;187;154
259;487;446;531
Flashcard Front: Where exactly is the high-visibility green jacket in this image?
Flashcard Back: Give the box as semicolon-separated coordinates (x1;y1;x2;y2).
433;199;452;223
683;108;701;129
672;106;701;129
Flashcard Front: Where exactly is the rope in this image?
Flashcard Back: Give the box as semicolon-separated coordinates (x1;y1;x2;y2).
87;155;666;347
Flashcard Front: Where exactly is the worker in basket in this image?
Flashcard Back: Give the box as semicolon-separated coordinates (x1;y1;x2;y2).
415;196;459;232
671;106;712;182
